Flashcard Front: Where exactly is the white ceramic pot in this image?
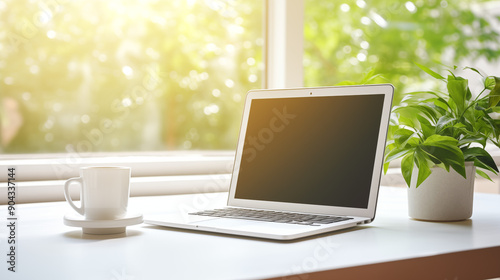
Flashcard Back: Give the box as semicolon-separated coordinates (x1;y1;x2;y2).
408;162;476;221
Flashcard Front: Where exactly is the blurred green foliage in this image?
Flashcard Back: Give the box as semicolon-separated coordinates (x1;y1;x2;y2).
304;0;500;99
0;0;263;153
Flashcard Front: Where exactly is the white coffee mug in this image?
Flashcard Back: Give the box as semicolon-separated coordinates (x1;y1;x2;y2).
64;166;131;220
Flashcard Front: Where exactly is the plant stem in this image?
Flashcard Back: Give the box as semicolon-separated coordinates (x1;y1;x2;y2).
473;88;487;103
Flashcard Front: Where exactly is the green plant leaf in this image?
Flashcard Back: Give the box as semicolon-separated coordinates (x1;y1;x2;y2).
421;142;461;164
436;115;455;133
450;163;467;179
418;104;440;122
475;103;487;111
447;96;458;114
395;104;437;122
465;66;484;78
405;90;447;101
462;147;486;160
463;147;499;173
473;158;498;175
453;122;467;129
385;146;412;163
421;145;465;176
393;128;415;146
476;169;493;181
407;137;421;147
427;98;449;114
472;119;494;143
482;115;500;140
477;98;490;110
398;116;415;128
447;76;468;114
393;105;417;116
359;68;386;84
420;135;466;178
385;139;395;150
383;141;396;174
401;153;414;187
416;115;434;139
422;148;445;166
383;161;390;174
415;62;445;81
458;136;487;147
488;76;500;108
447;69;457;79
485;76;496;89
434;97;450;109
466;87;472;101
414;148;432;188
422;134;459;146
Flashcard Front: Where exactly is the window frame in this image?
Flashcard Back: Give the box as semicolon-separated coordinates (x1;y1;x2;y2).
265;0;304;89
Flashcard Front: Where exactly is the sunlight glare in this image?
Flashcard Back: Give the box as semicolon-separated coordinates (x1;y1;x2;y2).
405;2;417;13
212;89;221;97
122;66;134;77
340;4;350;12
356;0;366;8
224;79;234;88
47;30;56;39
370;11;388;28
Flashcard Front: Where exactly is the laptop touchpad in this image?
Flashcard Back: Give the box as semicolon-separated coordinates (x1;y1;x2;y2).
192;218;260;228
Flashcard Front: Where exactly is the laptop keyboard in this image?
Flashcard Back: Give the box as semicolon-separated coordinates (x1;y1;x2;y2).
189;208;353;226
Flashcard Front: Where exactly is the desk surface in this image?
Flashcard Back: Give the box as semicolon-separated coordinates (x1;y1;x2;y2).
1;186;500;280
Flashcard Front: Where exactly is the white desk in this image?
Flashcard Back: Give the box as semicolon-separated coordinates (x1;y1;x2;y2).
1;186;500;280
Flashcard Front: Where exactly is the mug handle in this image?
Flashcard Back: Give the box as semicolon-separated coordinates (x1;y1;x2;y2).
64;177;85;216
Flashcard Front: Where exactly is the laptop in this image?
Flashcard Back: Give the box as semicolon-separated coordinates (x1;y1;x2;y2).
145;84;394;240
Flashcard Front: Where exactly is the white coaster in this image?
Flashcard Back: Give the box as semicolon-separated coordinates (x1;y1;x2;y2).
63;212;143;234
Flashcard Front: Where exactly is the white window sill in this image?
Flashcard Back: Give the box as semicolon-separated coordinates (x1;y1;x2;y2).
0;151;235;181
0;174;231;204
0;151;235;204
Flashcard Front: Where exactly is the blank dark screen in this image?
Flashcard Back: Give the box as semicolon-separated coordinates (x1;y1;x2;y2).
234;94;385;209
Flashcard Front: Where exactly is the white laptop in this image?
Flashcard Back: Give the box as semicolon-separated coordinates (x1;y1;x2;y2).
145;84;394;240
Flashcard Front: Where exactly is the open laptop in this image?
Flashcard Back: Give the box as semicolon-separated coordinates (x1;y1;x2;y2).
145;84;394;240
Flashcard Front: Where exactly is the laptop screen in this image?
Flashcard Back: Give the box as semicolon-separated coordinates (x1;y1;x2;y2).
234;94;385;209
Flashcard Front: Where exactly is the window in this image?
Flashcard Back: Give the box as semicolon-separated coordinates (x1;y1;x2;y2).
0;0;264;154
303;0;500;99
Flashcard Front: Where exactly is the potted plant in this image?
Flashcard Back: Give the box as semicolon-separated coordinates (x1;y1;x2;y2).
384;63;500;221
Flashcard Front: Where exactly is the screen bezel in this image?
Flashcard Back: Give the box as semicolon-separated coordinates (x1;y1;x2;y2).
227;84;394;219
